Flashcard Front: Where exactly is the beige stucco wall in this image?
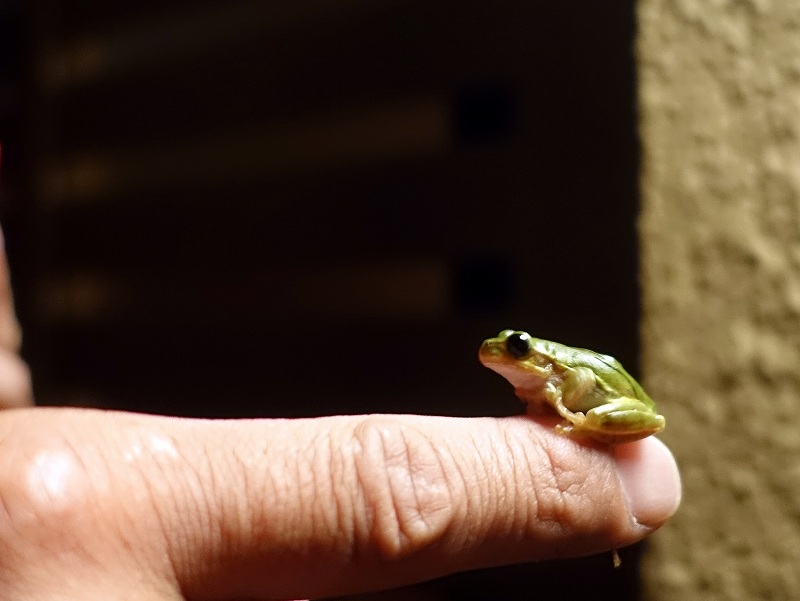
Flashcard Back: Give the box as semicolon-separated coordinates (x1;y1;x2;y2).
637;0;800;598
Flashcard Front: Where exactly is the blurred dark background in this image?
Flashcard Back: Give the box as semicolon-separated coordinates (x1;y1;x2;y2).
0;0;641;599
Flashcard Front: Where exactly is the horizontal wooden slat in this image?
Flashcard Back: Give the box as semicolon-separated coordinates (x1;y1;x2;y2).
37;96;448;204
40;0;406;91
36;258;450;325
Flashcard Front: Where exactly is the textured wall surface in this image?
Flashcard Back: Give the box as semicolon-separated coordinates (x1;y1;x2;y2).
637;1;800;599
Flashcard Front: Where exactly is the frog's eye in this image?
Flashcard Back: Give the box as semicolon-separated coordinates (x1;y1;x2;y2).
505;332;531;359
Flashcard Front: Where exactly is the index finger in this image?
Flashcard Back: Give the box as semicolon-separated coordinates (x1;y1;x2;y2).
0;409;680;599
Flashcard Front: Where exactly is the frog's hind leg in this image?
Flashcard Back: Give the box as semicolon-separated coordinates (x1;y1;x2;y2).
582;399;666;441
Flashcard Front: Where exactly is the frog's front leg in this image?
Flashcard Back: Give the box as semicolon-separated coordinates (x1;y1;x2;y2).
543;381;588;429
547;367;598;420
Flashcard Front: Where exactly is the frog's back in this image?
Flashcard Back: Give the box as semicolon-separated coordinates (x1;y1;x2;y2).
548;341;654;406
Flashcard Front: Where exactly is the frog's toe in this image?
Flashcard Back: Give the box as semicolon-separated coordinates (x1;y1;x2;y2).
554;421;575;436
554;419;594;439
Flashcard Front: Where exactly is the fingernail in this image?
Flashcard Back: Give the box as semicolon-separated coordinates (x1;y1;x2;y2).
614;437;681;528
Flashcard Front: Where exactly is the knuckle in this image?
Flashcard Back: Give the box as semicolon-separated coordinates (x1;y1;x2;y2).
0;434;96;565
350;417;457;560
524;436;617;540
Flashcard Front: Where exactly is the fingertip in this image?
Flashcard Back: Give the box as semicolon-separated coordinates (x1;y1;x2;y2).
613;436;681;529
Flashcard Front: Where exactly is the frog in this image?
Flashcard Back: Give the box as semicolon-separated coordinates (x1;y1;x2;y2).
479;330;665;444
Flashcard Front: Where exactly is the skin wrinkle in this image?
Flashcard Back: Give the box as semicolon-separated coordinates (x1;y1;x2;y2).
525;436;573;540
431;432;470;555
545;448;579;524
309;428;339;558
551;442;584;533
295;431;310;546
541;437;621;544
114;460;176;591
139;452;181;585
326;427;355;561
592;467;623;546
226;436;253;555
261;423;315;558
427;432;457;544
500;428;524;537
179;426;265;598
158;436;195;578
516;433;544;537
397;426;449;545
289;433;308;550
342;425;371;564
261;429;289;548
406;427;455;547
353;418;390;558
446;432;472;552
476;429;503;540
379;422;409;555
407;425;460;550
195;432;227;569
401;429;426;535
497;425;525;540
474;426;500;545
323;430;346;554
517;432;548;538
494;429;516;539
351;417;455;562
208;446;231;557
301;430;324;552
63;429;129;558
118;426;191;592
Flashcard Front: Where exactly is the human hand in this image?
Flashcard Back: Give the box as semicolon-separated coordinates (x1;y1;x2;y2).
0;408;680;600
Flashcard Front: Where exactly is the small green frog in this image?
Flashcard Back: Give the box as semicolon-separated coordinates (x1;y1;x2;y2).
479;330;665;443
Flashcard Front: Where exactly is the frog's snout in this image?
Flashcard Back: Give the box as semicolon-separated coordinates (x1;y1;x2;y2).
478;338;504;365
